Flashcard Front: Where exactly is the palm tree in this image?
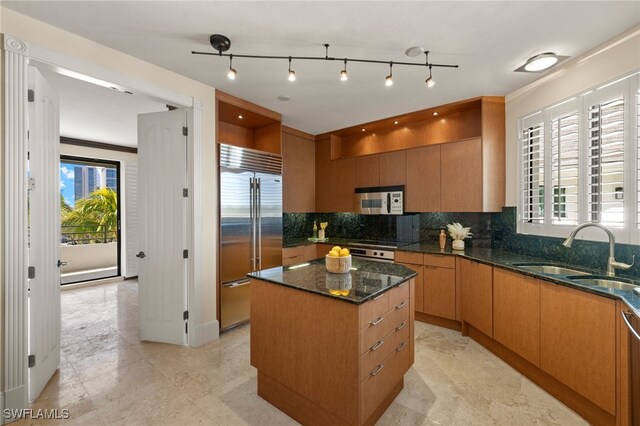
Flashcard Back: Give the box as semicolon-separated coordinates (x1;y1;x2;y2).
62;188;117;243
60;193;72;214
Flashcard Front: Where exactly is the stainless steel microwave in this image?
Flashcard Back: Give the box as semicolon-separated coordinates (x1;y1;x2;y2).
354;186;404;215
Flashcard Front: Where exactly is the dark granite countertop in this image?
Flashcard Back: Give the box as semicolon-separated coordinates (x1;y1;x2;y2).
283;237;350;248
398;243;640;317
247;257;417;305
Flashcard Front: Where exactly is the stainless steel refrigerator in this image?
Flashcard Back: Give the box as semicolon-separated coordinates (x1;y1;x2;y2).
219;144;282;331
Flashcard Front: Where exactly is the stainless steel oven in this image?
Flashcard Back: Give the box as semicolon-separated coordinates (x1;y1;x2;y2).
622;309;640;425
355;186;403;215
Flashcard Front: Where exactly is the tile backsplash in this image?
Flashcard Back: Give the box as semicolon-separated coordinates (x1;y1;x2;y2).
284;207;640;278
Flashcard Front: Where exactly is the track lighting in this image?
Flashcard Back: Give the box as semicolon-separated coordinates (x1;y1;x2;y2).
227;54;237;80
385;63;393;87
340;59;348;81
194;34;459;90
288;57;296;82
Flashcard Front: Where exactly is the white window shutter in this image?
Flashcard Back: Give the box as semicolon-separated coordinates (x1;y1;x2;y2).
125;162;139;278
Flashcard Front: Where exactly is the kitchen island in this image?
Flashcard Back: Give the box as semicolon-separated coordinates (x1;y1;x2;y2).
248;258;417;426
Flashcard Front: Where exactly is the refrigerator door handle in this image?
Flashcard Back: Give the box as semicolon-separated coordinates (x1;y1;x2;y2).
257;177;262;270
249;177;255;271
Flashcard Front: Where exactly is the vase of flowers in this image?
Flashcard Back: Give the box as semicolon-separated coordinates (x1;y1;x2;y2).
447;222;472;251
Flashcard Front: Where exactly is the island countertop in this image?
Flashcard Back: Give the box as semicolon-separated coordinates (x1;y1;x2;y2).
247;257;417;304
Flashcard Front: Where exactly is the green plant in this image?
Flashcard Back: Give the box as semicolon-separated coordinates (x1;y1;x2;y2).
62;188;117;243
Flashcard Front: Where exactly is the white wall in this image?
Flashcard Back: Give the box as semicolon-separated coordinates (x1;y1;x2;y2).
505;25;640;207
0;8;218;343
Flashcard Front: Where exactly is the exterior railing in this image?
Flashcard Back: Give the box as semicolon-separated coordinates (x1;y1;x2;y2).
61;225;117;245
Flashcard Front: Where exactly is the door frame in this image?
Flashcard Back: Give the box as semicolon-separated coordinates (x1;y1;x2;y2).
59;155;122;284
2;34;208;416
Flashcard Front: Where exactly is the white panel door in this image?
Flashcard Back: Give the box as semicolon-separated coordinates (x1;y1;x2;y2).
137;110;187;345
28;66;61;401
124;162;139;278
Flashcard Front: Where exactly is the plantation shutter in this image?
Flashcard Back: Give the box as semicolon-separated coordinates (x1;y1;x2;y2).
520;115;545;224
551;111;580;225
587;97;625;228
125;162;139;277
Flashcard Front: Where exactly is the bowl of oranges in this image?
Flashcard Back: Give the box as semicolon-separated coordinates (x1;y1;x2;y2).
325;246;351;274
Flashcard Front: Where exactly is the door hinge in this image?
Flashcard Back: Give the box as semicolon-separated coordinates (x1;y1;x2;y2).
183;188;188;197
184;310;189;334
183;310;189;320
183;249;189;259
28;177;35;191
28;266;36;279
182;126;188;137
28;354;35;368
28;89;34;102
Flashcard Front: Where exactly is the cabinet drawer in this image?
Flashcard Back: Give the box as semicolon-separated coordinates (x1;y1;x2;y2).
388;281;410;308
303;244;318;261
395;251;423;265
359;292;389;330
359;319;409;381
282;254;304;266
282;246;304;259
360;337;411;422
423;254;455;269
360;300;409;355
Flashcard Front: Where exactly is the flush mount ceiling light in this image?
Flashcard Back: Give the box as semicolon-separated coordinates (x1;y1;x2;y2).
515;52;569;73
193;34;459;88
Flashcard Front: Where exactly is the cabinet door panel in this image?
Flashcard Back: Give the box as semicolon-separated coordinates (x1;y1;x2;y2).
379;151;406;187
540;283;616;414
356;155;380;188
460;258;493;336
397;263;423;314
283;130;315;212
330;157;356;212
315;138;332;212
423;266;456;320
493;269;540;366
441;138;482;212
406;145;440;212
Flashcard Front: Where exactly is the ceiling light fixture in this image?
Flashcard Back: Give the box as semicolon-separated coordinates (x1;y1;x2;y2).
433;112;438;116
515;52;568;73
385;62;393;87
288;57;296;82
361;128;366;132
238;115;243;119
193;35;459;89
424;53;435;88
405;46;425;57
227;54;237;80
340;59;348;81
394;120;399;125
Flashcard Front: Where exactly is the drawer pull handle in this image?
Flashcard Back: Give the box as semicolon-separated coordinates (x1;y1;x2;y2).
370;340;384;351
396;342;406;352
373;293;385;301
395;300;407;310
370;364;384;376
370;316;384;326
396;321;406;331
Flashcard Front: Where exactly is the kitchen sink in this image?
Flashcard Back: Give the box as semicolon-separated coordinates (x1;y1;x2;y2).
513;263;589;276
568;275;639;292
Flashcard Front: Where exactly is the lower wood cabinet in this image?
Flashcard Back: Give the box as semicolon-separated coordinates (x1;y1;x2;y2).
396;262;423;314
460;258;493;337
423;254;456;320
493;269;540;366
540;282;616;415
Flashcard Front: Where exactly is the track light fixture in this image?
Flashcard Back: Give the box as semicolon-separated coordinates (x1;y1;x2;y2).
227;54;237;80
340;59;348;81
194;34;459;89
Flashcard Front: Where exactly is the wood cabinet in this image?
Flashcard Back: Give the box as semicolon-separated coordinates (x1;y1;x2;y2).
440;138;483;212
282;127;315;212
251;278;414;425
379;150;406;187
405;145;440;212
356;155;380;188
396;262;423;314
423;254;456;320
460;258;493;337
315;136;356;212
540;282;616;415
493;268;540;366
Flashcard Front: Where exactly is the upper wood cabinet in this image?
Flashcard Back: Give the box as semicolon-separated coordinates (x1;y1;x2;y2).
379;151;406;187
315;136;356;213
282;127;315;213
440;138;483;212
405;145;440;212
216;90;282;155
460;258;493;337
355;155;380;188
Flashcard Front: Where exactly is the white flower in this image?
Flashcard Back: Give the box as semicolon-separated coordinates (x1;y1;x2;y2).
447;223;473;240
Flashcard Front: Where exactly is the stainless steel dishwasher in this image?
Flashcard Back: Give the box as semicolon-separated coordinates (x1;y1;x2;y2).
622;309;640;426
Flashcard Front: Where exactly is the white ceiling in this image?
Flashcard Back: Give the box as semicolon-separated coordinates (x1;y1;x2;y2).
41;69;167;147
8;1;640;134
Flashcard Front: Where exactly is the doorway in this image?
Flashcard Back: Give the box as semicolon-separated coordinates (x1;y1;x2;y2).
59;155;121;285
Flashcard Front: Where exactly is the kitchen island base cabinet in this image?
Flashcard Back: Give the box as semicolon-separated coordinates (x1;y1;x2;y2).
250;278;414;425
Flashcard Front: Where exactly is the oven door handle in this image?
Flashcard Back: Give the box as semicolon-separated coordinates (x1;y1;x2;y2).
622;311;640;341
387;193;391;214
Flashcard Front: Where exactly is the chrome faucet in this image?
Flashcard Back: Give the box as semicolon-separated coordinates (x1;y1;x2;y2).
562;223;634;277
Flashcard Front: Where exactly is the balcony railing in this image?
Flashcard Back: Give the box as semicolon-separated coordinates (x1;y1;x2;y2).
61;225;118;245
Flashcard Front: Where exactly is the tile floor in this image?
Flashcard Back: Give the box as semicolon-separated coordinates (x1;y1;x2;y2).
17;281;587;425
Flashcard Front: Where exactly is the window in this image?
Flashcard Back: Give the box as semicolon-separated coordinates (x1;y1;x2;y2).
518;72;640;243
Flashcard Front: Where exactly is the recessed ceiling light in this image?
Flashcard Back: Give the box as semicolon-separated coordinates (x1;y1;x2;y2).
394;120;399;125
405;46;425;57
277;95;291;101
433;112;438;116
238;115;244;119
361;128;366;132
515;52;568;73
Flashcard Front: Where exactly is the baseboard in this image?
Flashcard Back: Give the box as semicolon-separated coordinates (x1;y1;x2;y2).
189;320;219;347
2;385;27;424
415;311;462;331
